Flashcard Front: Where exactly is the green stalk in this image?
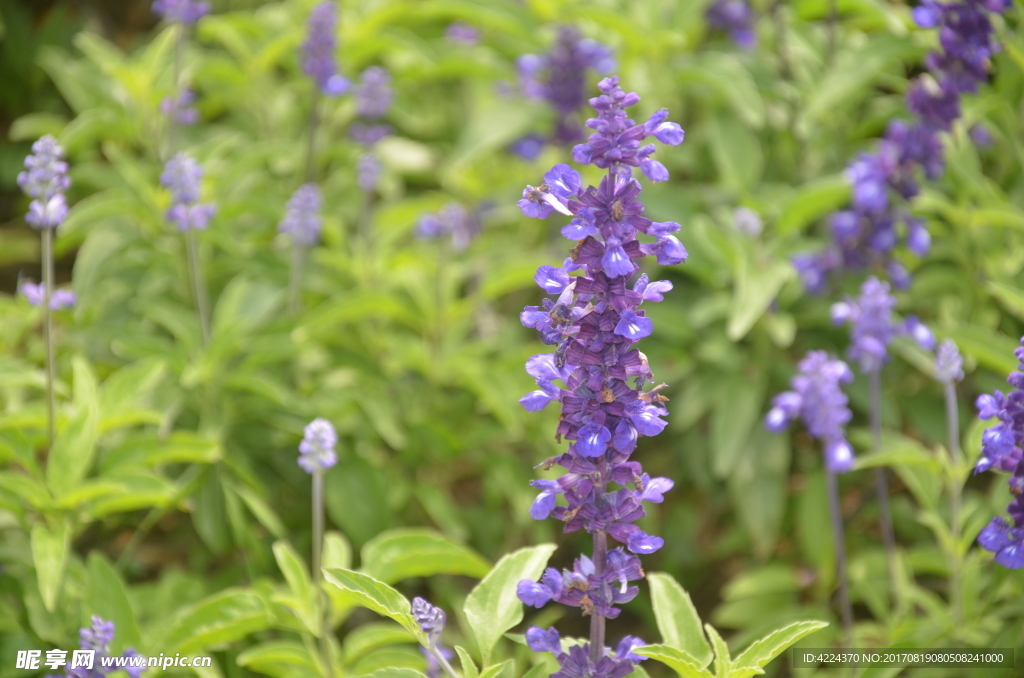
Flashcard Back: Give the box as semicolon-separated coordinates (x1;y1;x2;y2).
428;642;459;678
944;381;963;624
289;88;321;315
870;368;899;599
186;229;211;345
826;469;854;645
42;228;57;447
312;469;334;678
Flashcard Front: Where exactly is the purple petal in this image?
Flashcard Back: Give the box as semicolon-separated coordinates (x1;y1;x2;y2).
627;531;664;554
534;265;571;294
576;423;611;457
614;309;653;341
640;158;669;182
602;237;635;278
518;581;554;608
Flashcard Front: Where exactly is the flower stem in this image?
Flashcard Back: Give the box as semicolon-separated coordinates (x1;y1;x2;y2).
288;243;307;315
429;643;459;678
869;368;898;595
41;228;56;447
944;381;963;624
312;469;334;678
185;229;211;344
589;458;608;665
826;469;853;644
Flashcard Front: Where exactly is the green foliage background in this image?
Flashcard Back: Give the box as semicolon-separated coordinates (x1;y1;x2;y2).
1;0;1023;677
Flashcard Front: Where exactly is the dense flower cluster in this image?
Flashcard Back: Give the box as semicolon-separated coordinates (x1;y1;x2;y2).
297;417;337;473
349;67;393;190
705;0;757;49
515;75;683;676
302;1;350;96
526;628;646;678
45;616;141;678
18;135;71;230
160;153;216;232
933;338;965;383
830;276;935;373
975;336;1024;569
793;0;1008;293
161;88;199;125
411;597;453;678
151;0;210;24
445;22;480;46
279;183;323;246
766;351;856;473
416;202;487;251
20;281;75;310
514;26;615;154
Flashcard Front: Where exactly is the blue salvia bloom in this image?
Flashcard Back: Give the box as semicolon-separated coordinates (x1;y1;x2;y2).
357;152;382;192
830;276;935;373
160;153;216;232
20;282;75;310
44;616;142;678
297;417;337;473
355;66;393;120
416;202;486;252
302;1;350;96
411;597;453;678
151;0;210;24
792;0;1008;293
934;338;965;384
18;135;71;230
975;336;1024;568
160;88;199;125
517;26;616;147
279;183;323;246
765;351;856;473
515;75;683;676
705;0;757;49
445;22;480;46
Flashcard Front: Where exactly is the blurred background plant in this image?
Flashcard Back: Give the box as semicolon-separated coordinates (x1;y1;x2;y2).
1;1;1023;677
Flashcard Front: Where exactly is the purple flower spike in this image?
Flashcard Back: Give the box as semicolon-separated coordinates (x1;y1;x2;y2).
934;339;965;383
416;203;484;252
766;351;855;474
978;517;1024;569
73;616;140;676
279;183;323;246
355;67;393;120
576;423;612;457
302;2;349;96
18;135;71;231
152;0;210;24
297;417;337;473
445;22;480;46
705;0;757;50
20;281;75;310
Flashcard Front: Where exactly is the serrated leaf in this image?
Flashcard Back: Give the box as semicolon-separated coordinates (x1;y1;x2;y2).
729;620;829;678
705;624;731;678
322;568;423;641
455;646;479;678
464;544;557;664
647;573;712;668
164;589;269;653
633;645;714;678
343;623;416;664
31;521;70;612
478;659;515;678
272;541;317;634
361;528;491;584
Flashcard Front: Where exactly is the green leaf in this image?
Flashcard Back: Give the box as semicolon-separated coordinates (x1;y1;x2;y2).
352;647;426;675
943;325;1018;377
31;521;70;612
361;528;491;584
633;645;714;678
678;53;764;129
851;430;941;474
323;531;353;571
776;176;851;236
647;573;712;668
709;114;763;193
711;375;766;479
343;623;416;664
85;553;139;651
797;471;834;577
478;659;515;678
232;482;286;539
325;457;391;548
272;541;317;634
728;427;791;559
727;254;792;341
0;472;51;509
705;624;732;678
46;358;100;496
9;112;68;141
464;544;557;664
455;646;479;678
361;669;426;678
322;568;423;641
729;620;829;678
236;641;317;678
164;589;269;653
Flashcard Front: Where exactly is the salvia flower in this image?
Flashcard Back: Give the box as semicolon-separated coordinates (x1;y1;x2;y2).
733;206;762;237
831;276;935;373
517;75;683;675
355;66;393;120
411;596;446;642
705;0;757;49
517;26;616;146
279;183;323;246
934;338;965;383
151;0;210;24
160;88;199;125
765;351;856;473
297;417;337;473
357;152;382;192
975;335;1024;568
18;135;71;230
792;0;1008;293
49;616;142;678
416;202;486;252
302;1;350;96
446;22;480;46
161;153;216;232
20;281;75;310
